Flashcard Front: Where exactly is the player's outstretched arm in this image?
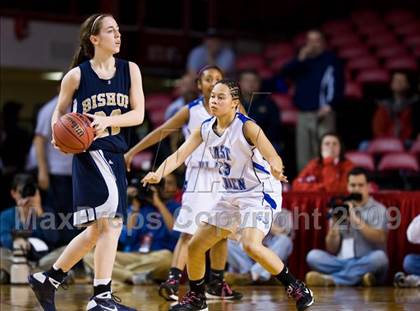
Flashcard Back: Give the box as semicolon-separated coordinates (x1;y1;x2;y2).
125;106;189;170
142;129;202;185
243;121;288;182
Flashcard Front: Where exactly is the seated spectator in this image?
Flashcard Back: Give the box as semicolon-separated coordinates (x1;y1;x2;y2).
239;70;282;153
83;174;181;285
165;73;198;121
0;174;67;284
186;29;235;77
226;209;293;284
292;133;353;192
306;168;389;286
372;71;415;141
394;214;420;287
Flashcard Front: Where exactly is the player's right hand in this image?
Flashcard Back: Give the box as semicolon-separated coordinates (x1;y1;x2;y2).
141;172;161;186
51;138;68;154
124;151;134;172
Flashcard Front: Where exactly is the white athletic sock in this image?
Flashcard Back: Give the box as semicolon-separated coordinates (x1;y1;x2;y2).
93;278;112;287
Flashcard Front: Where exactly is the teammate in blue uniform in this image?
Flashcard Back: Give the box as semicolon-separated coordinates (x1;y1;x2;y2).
142;80;314;311
29;14;145;311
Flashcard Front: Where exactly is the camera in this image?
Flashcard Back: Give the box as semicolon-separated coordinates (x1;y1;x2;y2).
18;175;37;198
327;193;363;219
127;177;163;206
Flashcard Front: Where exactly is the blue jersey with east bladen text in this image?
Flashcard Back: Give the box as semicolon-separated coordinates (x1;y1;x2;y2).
73;58;131;153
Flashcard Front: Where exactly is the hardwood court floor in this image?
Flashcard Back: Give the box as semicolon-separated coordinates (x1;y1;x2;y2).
1;284;419;311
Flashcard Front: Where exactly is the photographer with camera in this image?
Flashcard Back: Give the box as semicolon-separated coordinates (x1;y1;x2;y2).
305;167;389;286
83;173;181;285
0;174;64;284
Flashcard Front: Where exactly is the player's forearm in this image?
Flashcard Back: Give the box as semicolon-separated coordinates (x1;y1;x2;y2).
129;126;177;155
108;110;144;128
34;136;48;172
51;106;67;129
156;151;186;179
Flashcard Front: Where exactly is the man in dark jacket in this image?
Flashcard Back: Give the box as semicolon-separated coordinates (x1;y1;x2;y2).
240;70;282;153
281;30;344;171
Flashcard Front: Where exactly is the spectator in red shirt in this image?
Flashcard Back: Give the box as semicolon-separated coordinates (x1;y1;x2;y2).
372;72;415;141
292;133;354;193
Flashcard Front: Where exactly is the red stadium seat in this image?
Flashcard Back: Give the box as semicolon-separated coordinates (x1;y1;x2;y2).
149;109;166;127
330;34;361;48
385;10;416;27
293;32;307;48
344;81;363;100
338;46;370;60
367;34;397;48
264;42;294;60
345;151;375;171
376;46;408;59
394;21;420;36
281;109;298;127
358;24;389;37
351;10;380;24
271;93;293;110
356;69;390;84
368;138;404;155
271;55;293;71
131;151;154;171
322;20;353;35
378;153;419;172
385;57;418;71
347;56;379;71
414;46;420;58
410;139;420;156
146;93;173;112
235;54;265;71
257;67;275;80
404;35;420;48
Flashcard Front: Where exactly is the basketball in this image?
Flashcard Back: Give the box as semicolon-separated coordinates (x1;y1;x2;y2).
53;112;95;154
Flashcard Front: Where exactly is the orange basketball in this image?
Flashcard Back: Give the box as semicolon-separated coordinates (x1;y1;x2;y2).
53;112;95;154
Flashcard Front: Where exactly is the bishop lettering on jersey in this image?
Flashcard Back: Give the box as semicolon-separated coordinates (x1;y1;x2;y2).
81;92;129;113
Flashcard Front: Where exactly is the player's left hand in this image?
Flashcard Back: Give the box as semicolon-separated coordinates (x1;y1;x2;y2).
85;113;110;138
271;165;288;183
141;172;161;186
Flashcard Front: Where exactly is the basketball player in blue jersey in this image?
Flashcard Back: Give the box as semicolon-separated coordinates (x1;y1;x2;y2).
125;66;242;301
28;14;144;311
142;80;314;311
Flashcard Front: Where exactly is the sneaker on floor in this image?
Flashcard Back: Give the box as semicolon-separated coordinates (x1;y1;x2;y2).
286;280;314;311
86;292;137;311
361;272;376;287
394;272;420;288
305;271;335;287
159;278;179;301
169;291;208;311
28;272;60;311
205;280;243;300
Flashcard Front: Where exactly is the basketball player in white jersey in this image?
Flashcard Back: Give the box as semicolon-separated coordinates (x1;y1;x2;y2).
142;80;314;311
125;66;242;301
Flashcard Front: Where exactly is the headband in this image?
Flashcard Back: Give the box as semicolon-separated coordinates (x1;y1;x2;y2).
91;14;103;34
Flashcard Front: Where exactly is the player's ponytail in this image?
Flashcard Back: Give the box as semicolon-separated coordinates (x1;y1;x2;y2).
69;13;112;69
